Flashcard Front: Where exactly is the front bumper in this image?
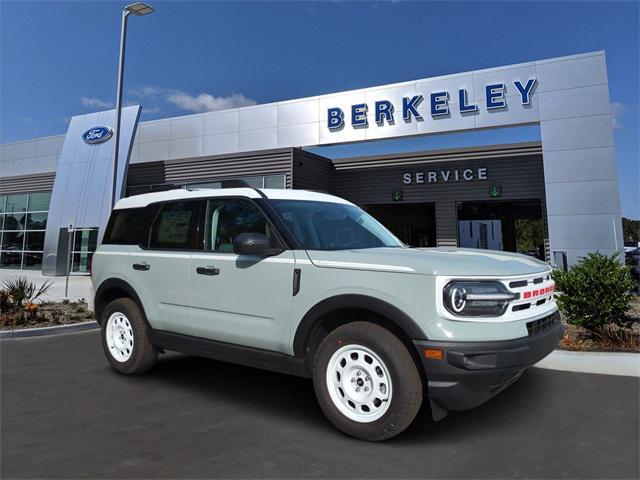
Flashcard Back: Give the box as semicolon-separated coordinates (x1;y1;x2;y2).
413;311;563;418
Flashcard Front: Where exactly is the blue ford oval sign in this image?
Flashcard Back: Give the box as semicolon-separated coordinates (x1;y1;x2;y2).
82;126;113;144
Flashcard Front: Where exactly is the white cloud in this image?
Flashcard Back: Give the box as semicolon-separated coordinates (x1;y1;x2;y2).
611;101;625;130
129;85;163;98
80;97;114;109
129;85;256;113
165;91;256;113
142;106;161;114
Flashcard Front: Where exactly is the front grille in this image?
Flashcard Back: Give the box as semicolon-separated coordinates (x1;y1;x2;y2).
508;272;555;313
526;314;557;336
513;303;531;312
509;275;548;289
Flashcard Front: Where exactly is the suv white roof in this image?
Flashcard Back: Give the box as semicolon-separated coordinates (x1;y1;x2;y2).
114;188;353;210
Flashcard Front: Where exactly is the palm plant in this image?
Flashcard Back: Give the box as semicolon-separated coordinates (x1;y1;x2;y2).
1;276;53;312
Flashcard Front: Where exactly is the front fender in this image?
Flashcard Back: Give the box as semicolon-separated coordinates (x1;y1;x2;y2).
292;294;427;358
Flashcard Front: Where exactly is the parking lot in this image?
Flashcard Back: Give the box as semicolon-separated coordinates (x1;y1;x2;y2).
2;330;638;479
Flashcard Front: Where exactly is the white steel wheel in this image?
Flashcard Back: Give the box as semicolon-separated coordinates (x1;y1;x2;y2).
105;312;134;362
326;344;393;423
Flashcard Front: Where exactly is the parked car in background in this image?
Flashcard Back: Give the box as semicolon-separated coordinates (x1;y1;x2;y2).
92;184;563;441
625;247;640;282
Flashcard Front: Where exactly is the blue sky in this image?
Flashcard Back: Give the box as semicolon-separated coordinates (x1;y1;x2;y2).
1;1;638;217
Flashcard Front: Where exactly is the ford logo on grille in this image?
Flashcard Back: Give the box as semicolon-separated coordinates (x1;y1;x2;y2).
82;126;113;144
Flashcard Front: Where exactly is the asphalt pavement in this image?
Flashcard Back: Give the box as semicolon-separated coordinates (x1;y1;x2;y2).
2;330;638;479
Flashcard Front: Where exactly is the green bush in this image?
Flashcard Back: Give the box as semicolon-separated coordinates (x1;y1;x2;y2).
553;252;636;332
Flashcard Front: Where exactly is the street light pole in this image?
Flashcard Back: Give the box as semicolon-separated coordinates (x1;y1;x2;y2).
111;9;130;211
111;2;155;211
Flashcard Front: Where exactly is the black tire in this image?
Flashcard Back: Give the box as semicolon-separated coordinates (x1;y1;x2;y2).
100;297;158;374
312;321;423;441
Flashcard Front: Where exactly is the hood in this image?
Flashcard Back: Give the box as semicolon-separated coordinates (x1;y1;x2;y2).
305;247;550;277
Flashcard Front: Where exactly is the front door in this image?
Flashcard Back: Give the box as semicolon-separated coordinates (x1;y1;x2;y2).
190;198;295;353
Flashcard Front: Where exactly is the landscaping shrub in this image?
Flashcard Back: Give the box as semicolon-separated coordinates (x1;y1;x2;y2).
1;276;53;312
553;252;636;333
1;276;55;327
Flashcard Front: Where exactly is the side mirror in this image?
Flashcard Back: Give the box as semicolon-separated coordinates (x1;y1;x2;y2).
233;233;282;257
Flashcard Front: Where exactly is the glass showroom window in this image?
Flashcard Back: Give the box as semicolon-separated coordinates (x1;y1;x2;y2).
71;228;98;274
125;174;287;197
0;192;51;270
188;174;286;190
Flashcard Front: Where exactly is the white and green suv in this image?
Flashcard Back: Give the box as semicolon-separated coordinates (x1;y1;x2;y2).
92;183;562;441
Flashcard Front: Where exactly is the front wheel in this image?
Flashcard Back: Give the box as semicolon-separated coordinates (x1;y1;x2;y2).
312;321;423;441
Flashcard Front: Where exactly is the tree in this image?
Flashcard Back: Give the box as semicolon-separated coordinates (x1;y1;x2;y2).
622;217;640;244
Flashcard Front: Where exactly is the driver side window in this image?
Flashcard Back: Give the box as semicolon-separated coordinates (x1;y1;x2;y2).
203;199;272;253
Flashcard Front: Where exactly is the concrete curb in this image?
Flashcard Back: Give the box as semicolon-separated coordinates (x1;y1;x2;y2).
535;350;640;377
0;321;99;339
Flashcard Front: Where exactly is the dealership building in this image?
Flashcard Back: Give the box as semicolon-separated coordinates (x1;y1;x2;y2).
0;51;624;275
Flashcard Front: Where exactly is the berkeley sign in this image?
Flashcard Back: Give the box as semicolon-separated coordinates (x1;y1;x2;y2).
327;79;537;130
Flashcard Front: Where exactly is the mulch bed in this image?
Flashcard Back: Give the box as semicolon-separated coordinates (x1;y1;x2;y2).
558;297;640;353
0;300;95;331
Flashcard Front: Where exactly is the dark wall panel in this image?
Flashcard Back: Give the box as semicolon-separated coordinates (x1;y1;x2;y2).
435;201;458;247
125;149;295;189
164;149;293;186
292;149;335;193
332;148;546;248
126;161;165;186
0;173;56;194
333;154;545;205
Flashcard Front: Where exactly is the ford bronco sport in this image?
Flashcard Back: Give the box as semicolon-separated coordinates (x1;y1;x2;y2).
92;184;563;441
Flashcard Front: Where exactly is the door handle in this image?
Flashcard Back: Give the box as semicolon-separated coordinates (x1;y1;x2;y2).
132;262;150;271
196;266;220;276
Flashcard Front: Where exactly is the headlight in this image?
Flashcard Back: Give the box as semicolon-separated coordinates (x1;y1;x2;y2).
443;281;518;317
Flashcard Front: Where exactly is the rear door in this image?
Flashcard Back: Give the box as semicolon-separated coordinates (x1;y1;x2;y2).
130;199;202;335
189;197;295;352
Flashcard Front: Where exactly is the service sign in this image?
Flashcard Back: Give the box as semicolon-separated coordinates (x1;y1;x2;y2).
82;126;113;144
327;79;537;131
403;167;488;185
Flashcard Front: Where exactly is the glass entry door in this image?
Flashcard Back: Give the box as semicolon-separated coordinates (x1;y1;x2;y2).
71;228;98;274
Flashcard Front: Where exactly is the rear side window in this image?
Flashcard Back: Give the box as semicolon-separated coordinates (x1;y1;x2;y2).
103;208;148;245
149;200;202;250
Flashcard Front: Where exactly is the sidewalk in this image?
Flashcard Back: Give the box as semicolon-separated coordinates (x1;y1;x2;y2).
536;350;639;377
0;269;93;306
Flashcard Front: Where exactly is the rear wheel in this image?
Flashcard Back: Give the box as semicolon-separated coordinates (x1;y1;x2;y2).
100;297;157;374
312;321;423;441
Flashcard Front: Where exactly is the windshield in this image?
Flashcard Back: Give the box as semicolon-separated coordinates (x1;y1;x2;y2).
270;200;404;251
